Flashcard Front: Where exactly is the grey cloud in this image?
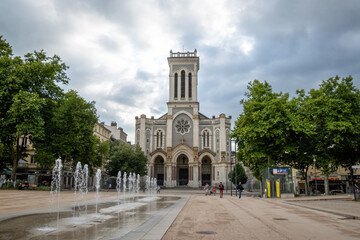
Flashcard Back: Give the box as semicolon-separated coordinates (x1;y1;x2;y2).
2;0;360;142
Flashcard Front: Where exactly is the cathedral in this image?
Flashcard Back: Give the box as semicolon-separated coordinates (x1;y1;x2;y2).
135;50;232;188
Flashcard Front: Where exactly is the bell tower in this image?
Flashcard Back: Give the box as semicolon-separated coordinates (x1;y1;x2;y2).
168;50;200;103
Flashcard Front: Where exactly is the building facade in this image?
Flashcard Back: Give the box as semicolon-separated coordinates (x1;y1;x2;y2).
94;122;112;142
104;121;128;144
135;50;232;188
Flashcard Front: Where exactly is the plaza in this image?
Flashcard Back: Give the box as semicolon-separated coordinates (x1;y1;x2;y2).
0;190;359;240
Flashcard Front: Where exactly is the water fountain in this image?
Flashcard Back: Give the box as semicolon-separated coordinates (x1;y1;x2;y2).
136;174;140;193
116;171;121;203
73;162;83;216
145;175;150;193
82;164;89;214
0;159;179;240
128;173;133;193
95;168;101;214
123;171;127;193
50;158;63;230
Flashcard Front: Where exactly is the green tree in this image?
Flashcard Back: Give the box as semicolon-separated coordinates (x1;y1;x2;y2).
316;76;360;195
229;163;248;185
283;90;317;195
231;80;292;193
0;36;69;179
0;142;12;170
106;141;147;176
34;90;101;172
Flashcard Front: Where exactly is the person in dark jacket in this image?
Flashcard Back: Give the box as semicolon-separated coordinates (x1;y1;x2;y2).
219;182;224;198
236;182;244;200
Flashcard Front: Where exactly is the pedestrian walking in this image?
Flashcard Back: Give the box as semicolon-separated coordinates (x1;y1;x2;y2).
204;183;209;195
219;182;224;198
236;181;244;200
212;187;216;196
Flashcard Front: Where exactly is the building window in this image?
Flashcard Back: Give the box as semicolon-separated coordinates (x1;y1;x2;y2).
203;130;210;148
174;73;178;98
181;70;185;98
22;136;27;148
156;130;163;148
175;118;191;135
30;155;35;164
188;73;192;98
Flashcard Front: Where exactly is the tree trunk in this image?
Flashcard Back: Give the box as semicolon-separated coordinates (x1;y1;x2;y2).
11;158;18;180
305;167;309;196
9;137;21;180
350;167;356;199
324;174;329;195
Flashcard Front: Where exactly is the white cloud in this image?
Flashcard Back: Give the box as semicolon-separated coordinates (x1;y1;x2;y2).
1;0;360;143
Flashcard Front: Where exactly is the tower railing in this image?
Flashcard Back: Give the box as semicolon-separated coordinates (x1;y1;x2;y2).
170;50;197;57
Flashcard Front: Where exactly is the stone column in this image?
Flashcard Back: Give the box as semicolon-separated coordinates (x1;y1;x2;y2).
140;114;147;153
166;115;173;148
220;114;226;162
193;115;199;148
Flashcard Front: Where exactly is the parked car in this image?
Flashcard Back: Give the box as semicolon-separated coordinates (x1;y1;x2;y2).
329;190;344;195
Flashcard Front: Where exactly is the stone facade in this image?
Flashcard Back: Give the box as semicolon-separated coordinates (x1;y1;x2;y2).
94;122;112;142
104;121;128;143
135;50;232;188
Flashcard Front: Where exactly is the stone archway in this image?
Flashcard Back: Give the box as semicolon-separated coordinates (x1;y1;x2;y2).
154;156;165;186
177;154;189;186
201;156;212;186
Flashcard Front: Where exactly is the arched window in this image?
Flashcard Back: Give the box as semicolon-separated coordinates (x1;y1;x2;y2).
203;129;210;148
174;73;178;98
181;70;185;98
156;130;164;148
188;73;192;98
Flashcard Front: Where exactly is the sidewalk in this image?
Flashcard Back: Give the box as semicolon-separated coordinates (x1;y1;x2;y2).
162;194;360;240
280;194;360;219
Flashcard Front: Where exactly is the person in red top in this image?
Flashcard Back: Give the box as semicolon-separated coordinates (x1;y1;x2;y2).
219;182;224;198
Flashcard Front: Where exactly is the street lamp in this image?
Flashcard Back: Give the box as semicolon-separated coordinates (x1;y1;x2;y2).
234;140;238;197
230;138;233;196
230;138;238;197
313;158;317;194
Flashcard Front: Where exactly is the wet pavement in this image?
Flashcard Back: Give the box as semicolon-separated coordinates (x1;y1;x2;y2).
0;191;187;240
1;190;360;239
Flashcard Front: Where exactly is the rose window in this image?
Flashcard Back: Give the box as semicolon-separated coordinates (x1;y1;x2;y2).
175;119;191;135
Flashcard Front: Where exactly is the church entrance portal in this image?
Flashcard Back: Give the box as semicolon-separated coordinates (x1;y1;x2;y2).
201;156;212;186
154;156;165;186
177;154;189;186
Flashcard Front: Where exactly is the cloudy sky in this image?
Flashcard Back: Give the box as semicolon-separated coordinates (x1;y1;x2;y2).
1;0;360;142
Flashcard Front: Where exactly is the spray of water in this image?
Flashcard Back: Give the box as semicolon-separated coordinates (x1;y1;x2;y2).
73;162;82;216
116;171;121;204
51;158;63;230
95;169;101;215
82;164;89;214
136;174;140;193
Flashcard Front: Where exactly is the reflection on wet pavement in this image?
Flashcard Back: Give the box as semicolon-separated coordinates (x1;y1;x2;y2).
0;196;180;240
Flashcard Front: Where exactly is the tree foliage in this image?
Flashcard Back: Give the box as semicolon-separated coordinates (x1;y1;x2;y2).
232;76;360;195
34;90;102;172
106;141;147;176
229;163;248;185
0;36;69;179
231;80;292;182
